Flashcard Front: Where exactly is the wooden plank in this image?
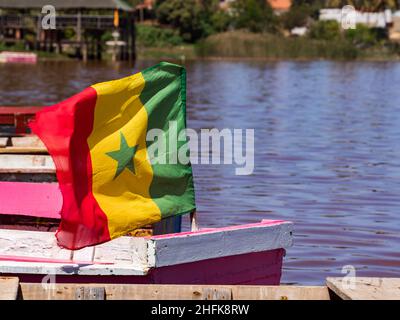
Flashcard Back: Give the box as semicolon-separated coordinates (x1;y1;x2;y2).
3;136;47;153
75;287;105;300
0;260;147;276
0;229;149;276
18;283;331;300
0;137;8;147
202;288;232;300
327;277;400;300
148;220;293;268
0;106;43;115
0;154;55;173
0;182;61;218
0;221;292;278
11;136;45;148
0;147;47;154
232;285;330;300
0;277;19;300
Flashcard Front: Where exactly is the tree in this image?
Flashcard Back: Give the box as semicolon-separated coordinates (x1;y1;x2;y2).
232;0;278;33
156;0;218;42
281;5;314;29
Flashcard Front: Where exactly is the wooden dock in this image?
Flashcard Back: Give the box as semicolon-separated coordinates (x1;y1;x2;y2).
327;277;400;300
1;277;399;300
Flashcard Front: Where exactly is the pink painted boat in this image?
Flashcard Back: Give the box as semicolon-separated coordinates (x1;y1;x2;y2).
0;106;293;285
0;181;293;285
0;52;37;64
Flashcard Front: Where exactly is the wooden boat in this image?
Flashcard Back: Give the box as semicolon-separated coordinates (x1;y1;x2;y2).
0;52;37;64
0;106;43;134
0;106;293;285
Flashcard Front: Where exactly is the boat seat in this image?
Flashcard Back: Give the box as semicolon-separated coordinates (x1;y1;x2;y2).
0;181;181;234
0;106;44;134
0;181;61;219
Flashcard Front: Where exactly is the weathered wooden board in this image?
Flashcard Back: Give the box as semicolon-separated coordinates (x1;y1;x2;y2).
0;229;149;275
0;147;48;154
0;136;48;154
0;277;19;300
233;285;330;300
0;106;43;115
327;277;400;300
18;283;331;300
0;137;8;148
149;220;293;268
0;182;61;218
0;221;293;278
75;287;105;300
11;136;45;148
0;154;55;173
203;287;232;300
0;106;42;134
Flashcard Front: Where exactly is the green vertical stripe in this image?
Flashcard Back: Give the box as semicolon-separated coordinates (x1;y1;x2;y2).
140;62;196;218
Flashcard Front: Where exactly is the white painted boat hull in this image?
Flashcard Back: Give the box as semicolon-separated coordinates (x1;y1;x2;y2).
0;220;293;285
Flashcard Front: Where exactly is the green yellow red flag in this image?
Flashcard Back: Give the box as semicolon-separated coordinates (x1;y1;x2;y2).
30;62;196;250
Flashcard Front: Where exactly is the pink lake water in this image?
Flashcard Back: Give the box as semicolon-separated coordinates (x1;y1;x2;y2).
1;60;399;284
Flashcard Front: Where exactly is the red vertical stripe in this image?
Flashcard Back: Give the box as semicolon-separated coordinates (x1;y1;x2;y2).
30;87;110;249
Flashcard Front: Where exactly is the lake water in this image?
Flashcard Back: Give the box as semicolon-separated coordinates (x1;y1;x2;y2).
1;60;399;285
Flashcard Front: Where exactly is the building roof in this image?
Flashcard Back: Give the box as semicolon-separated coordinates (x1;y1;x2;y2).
268;0;291;11
0;0;133;11
135;0;154;10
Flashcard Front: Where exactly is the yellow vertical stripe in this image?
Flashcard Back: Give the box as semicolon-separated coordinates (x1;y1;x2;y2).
87;73;161;239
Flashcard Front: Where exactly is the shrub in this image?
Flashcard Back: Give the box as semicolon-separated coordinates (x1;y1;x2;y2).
345;25;387;47
156;0;214;42
196;30;359;60
308;20;341;41
232;0;278;33
136;24;183;47
210;10;232;33
281;4;314;30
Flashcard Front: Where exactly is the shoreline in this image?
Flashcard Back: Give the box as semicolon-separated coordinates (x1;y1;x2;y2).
36;54;400;63
3;47;400;63
154;55;400;62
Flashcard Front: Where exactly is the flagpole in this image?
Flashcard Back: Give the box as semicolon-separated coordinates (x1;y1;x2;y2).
190;210;199;232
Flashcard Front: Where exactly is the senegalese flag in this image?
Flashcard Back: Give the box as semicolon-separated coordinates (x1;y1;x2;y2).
30;62;196;250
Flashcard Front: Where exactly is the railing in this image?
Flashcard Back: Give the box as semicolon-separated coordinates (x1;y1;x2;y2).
0;14;129;30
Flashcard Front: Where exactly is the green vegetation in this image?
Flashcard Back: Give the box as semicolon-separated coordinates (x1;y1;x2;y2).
2;0;398;60
136;25;183;47
134;0;400;60
195;26;400;60
345;24;387;47
155;0;218;41
196;30;360;60
281;3;319;30
137;44;196;60
309;20;341;41
231;0;278;32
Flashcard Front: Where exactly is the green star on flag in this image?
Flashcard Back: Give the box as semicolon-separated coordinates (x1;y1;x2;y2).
106;132;138;179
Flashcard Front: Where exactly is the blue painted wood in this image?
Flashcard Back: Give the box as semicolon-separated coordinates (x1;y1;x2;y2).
153;215;182;235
